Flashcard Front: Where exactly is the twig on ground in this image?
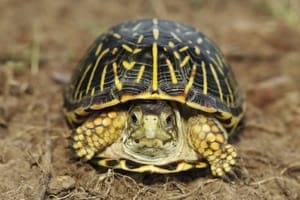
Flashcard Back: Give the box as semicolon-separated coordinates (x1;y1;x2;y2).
38;117;53;200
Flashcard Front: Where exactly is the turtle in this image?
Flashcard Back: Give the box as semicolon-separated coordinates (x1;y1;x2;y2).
63;19;245;177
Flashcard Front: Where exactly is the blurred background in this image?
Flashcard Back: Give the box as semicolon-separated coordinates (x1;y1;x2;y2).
0;0;299;199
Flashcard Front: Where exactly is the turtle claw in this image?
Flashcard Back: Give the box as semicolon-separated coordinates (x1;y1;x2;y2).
210;144;237;177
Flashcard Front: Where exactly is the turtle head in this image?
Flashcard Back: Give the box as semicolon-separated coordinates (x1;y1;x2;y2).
123;101;179;162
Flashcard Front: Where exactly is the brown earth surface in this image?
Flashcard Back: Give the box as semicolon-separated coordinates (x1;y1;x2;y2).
0;0;300;199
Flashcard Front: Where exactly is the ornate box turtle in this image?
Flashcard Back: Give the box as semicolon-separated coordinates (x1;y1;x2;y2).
63;19;245;177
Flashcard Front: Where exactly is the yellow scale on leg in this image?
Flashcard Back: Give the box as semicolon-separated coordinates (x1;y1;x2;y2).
72;111;126;160
188;115;237;177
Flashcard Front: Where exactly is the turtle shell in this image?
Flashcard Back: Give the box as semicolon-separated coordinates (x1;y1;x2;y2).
64;19;244;133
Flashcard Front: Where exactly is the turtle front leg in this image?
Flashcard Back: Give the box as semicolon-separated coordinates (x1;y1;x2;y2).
188;115;237;177
72;111;127;160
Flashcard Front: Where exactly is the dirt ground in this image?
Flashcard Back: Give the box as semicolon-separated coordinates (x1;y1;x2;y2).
0;0;300;199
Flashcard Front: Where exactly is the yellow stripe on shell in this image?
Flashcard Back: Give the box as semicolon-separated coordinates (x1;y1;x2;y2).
122;61;136;70
137;35;144;43
194;46;201;55
153;28;159;40
216;54;224;68
112;47;118;55
122;44;133;52
209;56;224;75
180;56;190;67
173;51;181;59
133;48;142;54
86;48;110;94
132;22;142;31
184;64;197;94
113;33;121;39
74;63;92;100
179;46;189;52
209;63;223;101
170;32;182;42
168;41;175;48
224;79;234;104
152;43;158;91
95;43;103;56
112;62;123;90
166;59;178;84
97;159;207;173
120;92;186;104
136;65;145;83
201;61;208;94
100;65;108;91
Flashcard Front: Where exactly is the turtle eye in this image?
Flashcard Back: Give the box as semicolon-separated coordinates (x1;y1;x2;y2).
164;115;174;127
130;112;138;124
166;116;172;125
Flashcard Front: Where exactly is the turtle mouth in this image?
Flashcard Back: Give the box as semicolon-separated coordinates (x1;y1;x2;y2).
123;136;177;160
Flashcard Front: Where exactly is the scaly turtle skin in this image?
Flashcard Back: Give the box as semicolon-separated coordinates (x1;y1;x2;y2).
63;19;245;177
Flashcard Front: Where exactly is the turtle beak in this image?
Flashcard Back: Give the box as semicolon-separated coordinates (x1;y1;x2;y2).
143;115;159;139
